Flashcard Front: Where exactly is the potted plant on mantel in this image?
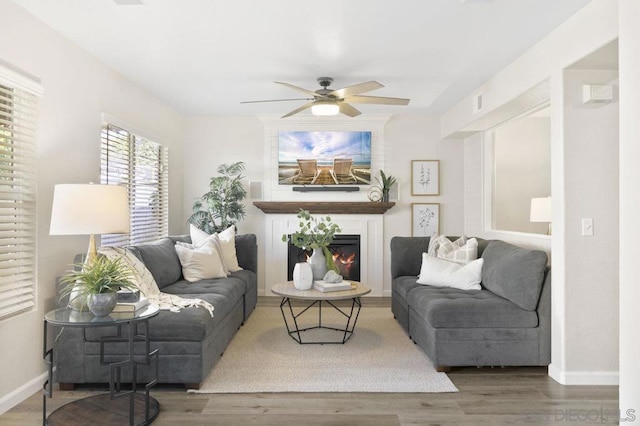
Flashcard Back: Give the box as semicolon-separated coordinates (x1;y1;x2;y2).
188;161;247;234
60;256;139;317
376;170;397;203
282;209;342;289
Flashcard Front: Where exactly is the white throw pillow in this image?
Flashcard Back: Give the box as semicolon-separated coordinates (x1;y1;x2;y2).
417;253;483;291
189;224;242;273
185;231;230;275
175;238;227;282
437;237;478;265
217;225;242;273
189;224;210;246
427;234;466;257
427;233;441;257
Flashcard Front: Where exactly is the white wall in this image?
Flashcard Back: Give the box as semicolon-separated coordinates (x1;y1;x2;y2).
441;0;618;139
0;1;185;412
182;115;265;291
182;114;466;296
561;70;619;379
447;0;620;385
383;115;465;293
618;0;640;414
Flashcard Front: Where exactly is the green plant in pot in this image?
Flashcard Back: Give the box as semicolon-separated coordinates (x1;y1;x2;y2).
282;209;342;282
375;170;397;203
60;256;138;317
188;161;247;234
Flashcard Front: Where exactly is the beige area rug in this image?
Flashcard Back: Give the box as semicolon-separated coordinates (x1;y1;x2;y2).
190;306;458;393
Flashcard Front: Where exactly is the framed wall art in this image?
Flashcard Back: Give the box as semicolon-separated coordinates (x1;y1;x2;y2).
277;131;372;185
411;203;440;237
411;160;439;195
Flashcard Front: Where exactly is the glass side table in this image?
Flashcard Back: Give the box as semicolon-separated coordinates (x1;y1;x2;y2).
43;304;160;426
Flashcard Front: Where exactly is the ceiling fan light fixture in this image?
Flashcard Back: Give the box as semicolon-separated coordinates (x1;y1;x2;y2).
311;101;340;116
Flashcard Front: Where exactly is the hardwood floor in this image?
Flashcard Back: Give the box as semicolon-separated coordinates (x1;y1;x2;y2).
2;298;618;425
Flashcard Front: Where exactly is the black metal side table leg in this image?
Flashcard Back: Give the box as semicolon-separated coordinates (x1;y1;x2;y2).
42;320;53;426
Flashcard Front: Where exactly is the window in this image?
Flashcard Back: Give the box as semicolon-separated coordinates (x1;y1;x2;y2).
479;80;551;236
100;123;168;246
0;77;39;319
485;104;550;235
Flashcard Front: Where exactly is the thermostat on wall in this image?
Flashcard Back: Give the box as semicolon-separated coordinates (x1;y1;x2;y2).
582;84;613;104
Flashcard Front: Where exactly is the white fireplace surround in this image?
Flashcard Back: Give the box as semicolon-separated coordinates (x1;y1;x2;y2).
257;115;391;297
263;214;384;297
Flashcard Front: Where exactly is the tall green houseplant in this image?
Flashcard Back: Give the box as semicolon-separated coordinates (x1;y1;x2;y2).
188;161;247;234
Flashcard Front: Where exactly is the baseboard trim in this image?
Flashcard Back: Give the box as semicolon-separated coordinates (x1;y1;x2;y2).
0;371;47;415
549;364;619;385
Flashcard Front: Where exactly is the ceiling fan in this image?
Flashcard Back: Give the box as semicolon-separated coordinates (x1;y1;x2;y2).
241;77;410;118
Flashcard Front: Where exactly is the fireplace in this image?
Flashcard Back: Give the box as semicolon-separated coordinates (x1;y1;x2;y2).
287;234;361;282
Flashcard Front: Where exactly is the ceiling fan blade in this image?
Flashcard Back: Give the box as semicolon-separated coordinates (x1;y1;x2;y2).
281;101;315;118
275;81;327;98
329;81;384;99
339;102;362;117
345;95;410;105
241;98;313;104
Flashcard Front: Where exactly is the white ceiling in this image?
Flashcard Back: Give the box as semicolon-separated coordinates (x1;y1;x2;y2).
12;0;592;116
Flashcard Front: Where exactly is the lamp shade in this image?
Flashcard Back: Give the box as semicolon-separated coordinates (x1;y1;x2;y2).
50;184;130;235
530;197;552;223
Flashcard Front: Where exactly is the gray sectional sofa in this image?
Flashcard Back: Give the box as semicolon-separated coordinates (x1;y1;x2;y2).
54;234;257;389
391;236;550;372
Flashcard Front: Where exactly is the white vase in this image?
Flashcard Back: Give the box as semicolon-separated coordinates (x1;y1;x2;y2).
309;248;327;281
292;262;313;290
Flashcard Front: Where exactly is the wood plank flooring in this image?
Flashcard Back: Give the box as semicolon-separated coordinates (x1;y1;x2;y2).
2;298;618;425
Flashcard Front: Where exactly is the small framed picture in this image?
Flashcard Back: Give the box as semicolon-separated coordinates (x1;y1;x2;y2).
412;203;440;237
411;160;439;195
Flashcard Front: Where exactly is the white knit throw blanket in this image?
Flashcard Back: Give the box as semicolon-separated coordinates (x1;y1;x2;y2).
99;247;214;317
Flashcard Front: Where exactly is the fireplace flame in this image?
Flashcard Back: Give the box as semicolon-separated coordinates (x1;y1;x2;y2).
332;252;357;277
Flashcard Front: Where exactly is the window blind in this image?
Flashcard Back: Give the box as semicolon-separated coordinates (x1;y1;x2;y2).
100;123;168;246
0;83;37;319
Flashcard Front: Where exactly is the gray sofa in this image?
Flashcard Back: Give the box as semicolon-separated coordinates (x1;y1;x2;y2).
391;236;550;372
54;234;257;389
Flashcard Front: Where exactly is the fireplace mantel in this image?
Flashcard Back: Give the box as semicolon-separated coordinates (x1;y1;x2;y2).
253;201;395;215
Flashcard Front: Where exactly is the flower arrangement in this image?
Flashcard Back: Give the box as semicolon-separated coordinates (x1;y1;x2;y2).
283;209;341;249
282;209;342;272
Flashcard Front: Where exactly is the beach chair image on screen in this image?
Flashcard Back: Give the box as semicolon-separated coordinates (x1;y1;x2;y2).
293;159;320;184
330;158;357;184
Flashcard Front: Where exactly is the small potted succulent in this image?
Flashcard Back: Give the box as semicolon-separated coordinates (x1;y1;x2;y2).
60;256;138;316
282;209;342;285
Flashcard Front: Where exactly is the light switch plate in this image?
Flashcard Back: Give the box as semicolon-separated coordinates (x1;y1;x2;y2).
582;218;594;236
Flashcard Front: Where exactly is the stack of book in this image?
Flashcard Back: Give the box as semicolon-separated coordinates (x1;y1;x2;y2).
113;295;149;313
313;280;354;293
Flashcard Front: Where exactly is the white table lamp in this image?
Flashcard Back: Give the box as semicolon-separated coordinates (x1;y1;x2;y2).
50;183;130;260
530;196;552;235
50;184;130;309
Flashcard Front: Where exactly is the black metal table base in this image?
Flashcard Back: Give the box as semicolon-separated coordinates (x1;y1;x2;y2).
279;297;363;344
43;315;159;425
46;394;160;425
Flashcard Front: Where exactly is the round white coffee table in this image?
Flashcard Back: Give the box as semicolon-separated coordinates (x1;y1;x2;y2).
271;281;371;344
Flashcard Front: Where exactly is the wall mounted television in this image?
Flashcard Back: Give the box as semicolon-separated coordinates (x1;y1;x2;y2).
278;131;372;185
